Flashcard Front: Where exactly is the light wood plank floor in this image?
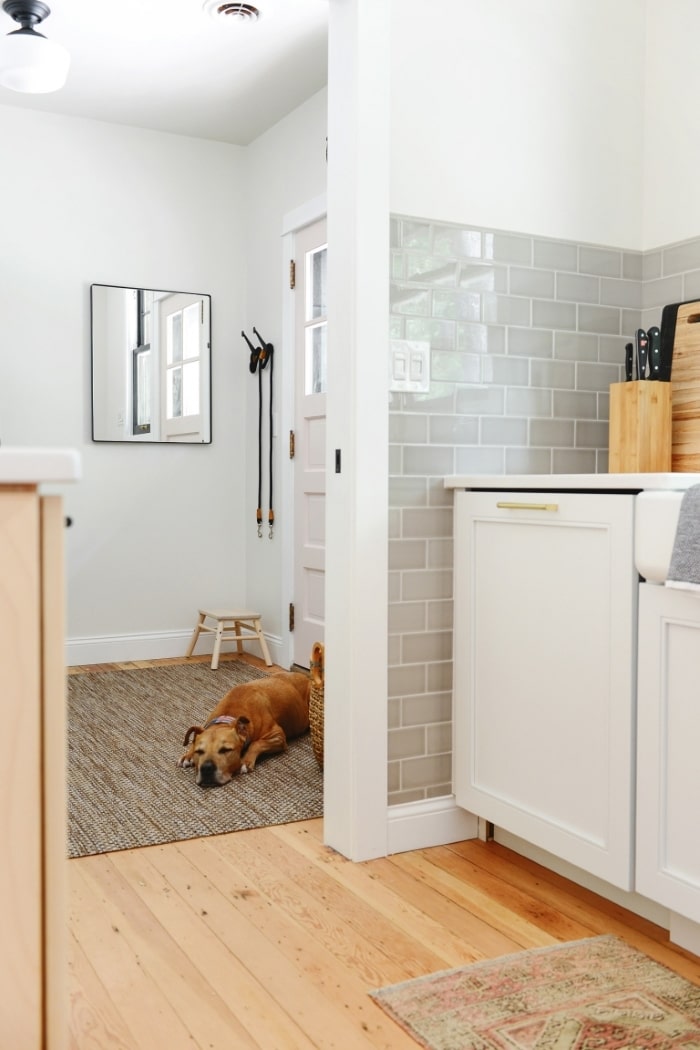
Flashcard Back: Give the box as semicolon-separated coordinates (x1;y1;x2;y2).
67;657;700;1049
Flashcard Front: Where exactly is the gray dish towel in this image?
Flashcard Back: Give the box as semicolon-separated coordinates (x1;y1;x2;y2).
667;484;700;593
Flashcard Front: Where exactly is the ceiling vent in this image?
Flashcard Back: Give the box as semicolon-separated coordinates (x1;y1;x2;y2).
202;2;261;22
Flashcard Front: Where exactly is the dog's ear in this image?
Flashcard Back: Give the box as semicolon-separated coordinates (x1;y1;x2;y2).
183;725;203;746
235;715;251;741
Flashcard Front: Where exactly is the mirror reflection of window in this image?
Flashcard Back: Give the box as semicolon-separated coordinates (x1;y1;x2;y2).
90;284;212;443
133;345;152;434
165;302;201;420
161;294;206;440
132;288;152;435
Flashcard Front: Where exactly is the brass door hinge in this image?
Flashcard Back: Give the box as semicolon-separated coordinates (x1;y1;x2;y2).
289;429;295;459
289;259;296;290
289;602;295;632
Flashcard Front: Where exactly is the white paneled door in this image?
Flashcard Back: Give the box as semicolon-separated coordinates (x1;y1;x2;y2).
293;218;327;668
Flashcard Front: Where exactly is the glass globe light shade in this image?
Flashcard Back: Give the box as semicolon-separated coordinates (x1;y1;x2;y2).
0;28;70;93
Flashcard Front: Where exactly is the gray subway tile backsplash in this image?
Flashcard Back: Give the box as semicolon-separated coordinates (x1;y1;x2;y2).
556;272;599;304
508;327;553;357
683;270;700;300
554;331;599;362
530;418;575;448
643;274;684;310
388;216;700;807
510;266;555;298
532;299;577;330
662;239;700;275
533;237;578;271
480;416;528;446
579;245;622;277
485;231;533;264
577;304;621;335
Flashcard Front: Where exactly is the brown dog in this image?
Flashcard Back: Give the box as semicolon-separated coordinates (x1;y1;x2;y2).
178;671;310;788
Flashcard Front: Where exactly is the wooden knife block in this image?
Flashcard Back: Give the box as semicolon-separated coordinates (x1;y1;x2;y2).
608;381;672;473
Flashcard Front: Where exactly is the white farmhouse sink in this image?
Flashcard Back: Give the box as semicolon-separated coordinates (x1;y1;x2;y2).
635;491;685;583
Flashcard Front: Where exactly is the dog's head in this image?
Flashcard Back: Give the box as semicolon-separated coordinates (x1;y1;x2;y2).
182;715;251;787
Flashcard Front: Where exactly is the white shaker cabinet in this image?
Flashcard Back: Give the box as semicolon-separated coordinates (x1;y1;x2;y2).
636;582;700;924
453;490;637;889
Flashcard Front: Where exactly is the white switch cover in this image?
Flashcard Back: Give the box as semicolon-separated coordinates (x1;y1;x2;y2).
389;339;430;393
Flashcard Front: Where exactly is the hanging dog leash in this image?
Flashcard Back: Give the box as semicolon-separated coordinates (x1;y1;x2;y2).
242;327;275;538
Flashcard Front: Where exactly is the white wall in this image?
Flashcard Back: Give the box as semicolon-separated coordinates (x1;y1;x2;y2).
643;0;700;248
0;104;247;661
241;89;328;653
0;89;327;665
390;0;645;249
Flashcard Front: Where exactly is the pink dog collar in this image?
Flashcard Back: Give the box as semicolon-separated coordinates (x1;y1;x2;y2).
204;715;237;728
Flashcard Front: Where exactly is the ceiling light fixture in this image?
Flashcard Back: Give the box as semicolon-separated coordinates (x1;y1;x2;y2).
0;0;70;94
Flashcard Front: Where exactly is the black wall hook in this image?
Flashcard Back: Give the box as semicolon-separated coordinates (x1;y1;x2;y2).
253;326;273;370
241;329;260;374
243;326;276;538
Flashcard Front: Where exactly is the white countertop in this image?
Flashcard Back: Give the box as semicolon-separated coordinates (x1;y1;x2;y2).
0;447;81;484
444;472;700;491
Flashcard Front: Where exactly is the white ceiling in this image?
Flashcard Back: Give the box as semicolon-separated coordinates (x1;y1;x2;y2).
0;0;328;145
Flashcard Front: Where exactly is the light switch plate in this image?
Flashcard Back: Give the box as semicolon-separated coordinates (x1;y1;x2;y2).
389;339;430;393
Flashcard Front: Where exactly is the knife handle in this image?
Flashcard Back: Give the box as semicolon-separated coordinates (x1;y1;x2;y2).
625;342;634;381
635;328;649;379
647;325;661;380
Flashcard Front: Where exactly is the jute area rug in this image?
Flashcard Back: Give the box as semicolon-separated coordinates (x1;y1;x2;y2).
67;661;323;859
371;934;700;1050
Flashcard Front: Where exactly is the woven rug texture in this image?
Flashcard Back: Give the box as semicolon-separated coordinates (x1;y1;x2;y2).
67;662;323;858
371;934;700;1050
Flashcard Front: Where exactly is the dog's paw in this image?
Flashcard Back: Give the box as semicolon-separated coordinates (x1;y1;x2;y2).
177;756;194;769
240;762;252;774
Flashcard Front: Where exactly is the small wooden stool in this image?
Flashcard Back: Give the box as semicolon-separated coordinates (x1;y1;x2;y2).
186;609;273;670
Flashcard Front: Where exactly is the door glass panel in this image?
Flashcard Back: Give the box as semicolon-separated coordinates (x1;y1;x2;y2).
167;312;183;364
167;365;183;418
182;361;200;416
183;303;200;359
307;246;327;321
134;347;152;432
305;323;327;395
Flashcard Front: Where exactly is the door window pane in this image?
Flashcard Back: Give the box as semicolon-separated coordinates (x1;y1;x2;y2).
167;312;183;364
182;361;200;416
134;347;151;432
167;365;182;419
305;323;327;395
183;303;200;359
307;246;327;321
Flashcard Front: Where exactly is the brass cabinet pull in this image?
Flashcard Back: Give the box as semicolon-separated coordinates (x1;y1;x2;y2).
496;501;559;512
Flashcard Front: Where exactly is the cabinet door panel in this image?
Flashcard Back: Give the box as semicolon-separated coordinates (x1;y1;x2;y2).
453;491;636;889
0;491;42;1047
637;584;700;922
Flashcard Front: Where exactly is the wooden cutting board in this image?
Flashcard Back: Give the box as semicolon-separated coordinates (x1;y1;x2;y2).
670;300;700;470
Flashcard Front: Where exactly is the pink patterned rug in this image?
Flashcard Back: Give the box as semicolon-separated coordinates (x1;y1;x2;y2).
370;935;700;1050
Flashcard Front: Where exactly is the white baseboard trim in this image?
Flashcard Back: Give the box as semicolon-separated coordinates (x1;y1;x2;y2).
67;629;282;667
387;796;478;855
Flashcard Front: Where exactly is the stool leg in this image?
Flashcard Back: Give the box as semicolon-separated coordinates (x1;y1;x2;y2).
212;620;225;670
254;619;273;666
234;621;245;656
186;613;206;658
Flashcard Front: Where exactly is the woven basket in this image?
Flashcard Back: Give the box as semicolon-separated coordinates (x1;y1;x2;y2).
309;641;325;770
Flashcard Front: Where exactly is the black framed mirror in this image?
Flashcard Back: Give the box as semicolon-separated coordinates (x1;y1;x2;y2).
90;284;212;443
